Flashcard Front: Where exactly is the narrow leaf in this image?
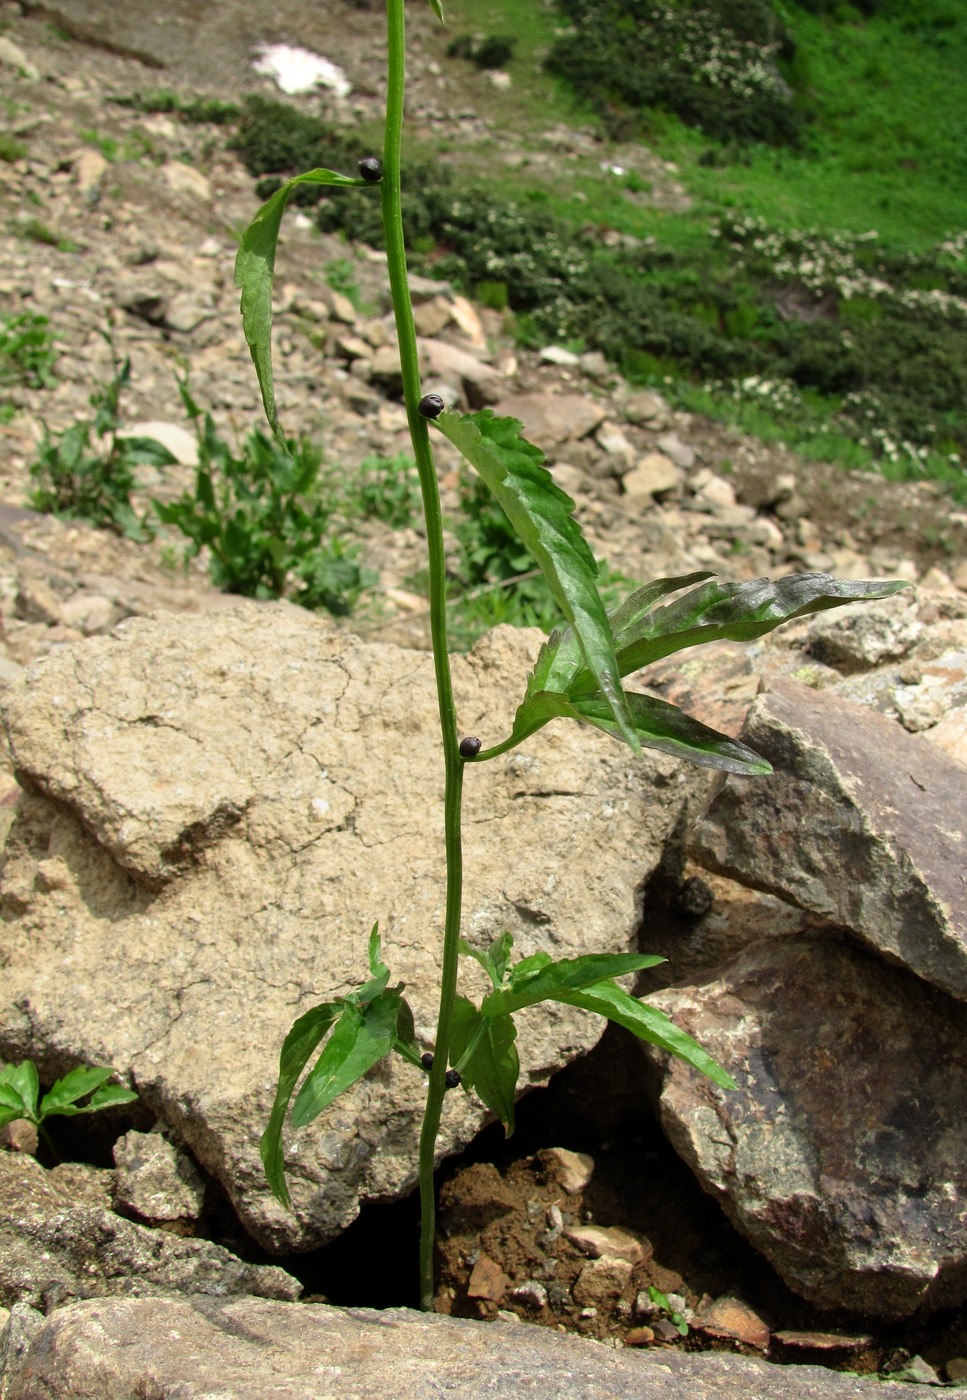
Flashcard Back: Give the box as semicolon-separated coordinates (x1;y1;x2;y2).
503;686;770;774
236;168;373;445
459;929;514;990
39;1066;114;1118
393;996;424;1070
486;951;665;1017
427;0;445;19
450;996;519;1134
260;1001;340;1207
434;409;637;750
367;921;387;981
557;981;737;1090
291;989;401;1128
570;573;912;693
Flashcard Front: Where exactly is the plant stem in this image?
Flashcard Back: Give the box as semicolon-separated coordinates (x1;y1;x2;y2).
380;0;466;1313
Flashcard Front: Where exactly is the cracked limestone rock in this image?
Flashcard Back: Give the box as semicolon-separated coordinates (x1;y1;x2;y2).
0;604;700;1253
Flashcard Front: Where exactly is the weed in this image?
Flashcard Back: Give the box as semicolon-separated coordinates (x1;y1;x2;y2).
18;218;78;253
0;1058;137;1160
28;337;174;538
0;310;57;388
111;90;240;125
154;381;373;615
347;451;421;528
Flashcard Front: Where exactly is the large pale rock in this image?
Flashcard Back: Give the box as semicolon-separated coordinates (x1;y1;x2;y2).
691;677;967;999
493;393;607;450
0;1153;299;1310
7;1295;909;1400
648;932;967;1318
0;606;697;1253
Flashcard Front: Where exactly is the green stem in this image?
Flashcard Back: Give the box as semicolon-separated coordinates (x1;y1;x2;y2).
381;0;466;1313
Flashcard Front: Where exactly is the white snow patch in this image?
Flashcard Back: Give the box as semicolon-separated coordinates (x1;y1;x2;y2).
252;44;351;98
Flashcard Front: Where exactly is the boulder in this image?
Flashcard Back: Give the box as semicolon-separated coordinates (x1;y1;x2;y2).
492;393;607;450
0;605;699;1253
691;677;967;1000
648;931;967;1318
5;1294;911;1400
0;1152;299;1310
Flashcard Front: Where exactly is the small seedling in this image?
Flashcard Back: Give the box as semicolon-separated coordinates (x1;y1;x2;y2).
0;1058;137;1157
233;0;908;1310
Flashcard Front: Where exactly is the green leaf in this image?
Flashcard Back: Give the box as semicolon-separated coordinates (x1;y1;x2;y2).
0;1060;39;1124
393;995;425;1070
367;921;386;980
39;1065;114;1118
291;989;401;1128
434;409;637;750
77;1083;139;1113
449;996;519;1135
459;930;515;990
530;571;714;699
503;686;770;774
235;168;373;446
570;572;912;694
260;1001;340;1207
486;951;665;1017
556;981;737;1090
427;0;444;19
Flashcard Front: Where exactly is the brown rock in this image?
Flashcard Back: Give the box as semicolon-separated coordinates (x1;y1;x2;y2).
467;1254;511;1303
492;393;607;451
698;1295;770;1351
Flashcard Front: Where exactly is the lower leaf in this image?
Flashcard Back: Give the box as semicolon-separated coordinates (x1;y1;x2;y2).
260;1001;340;1208
450;996;519;1135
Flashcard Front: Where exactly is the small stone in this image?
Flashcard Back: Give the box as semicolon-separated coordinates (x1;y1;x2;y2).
579;351;611;379
0;1118;38;1154
694;471;737;511
466;1253;511;1302
162;162;212;202
595;422;635;463
73;148;108;196
655;433;695;469
946;1357;967;1382
624;1326;655;1347
328;290;358;324
540;346;581;367
121;421;199;467
113;1130;206;1227
412;297;452;338
487;70;512;90
545;1146;594;1194
623;453;680;499
773;1330;874;1355
623;390;671;427
0;36;40;80
565;1223;651;1266
698;1294;770;1351
511;1280;547;1311
887;1355;943;1385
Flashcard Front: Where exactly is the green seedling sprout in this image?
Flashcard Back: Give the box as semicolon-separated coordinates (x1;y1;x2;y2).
0;1058;137;1158
234;0;908;1310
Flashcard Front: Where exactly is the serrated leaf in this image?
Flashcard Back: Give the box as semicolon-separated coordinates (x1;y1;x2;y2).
39;1065;114;1118
0;1060;39;1123
434;409;637;750
530;571;714;699
236;168;373;446
459;930;515;990
449;996;519;1134
367;921;385;979
260;1001;340;1207
556;981;736;1090
568;572;912;695
291;989;401;1128
503;686;770;774
486;951;665;1018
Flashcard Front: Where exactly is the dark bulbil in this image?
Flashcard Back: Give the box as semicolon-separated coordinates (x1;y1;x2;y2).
459;735;482;758
418;393;445;419
444;1069;461;1090
357;156;383;183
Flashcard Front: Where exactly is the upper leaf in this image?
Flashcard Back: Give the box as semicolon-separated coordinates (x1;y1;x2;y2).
291;989;402;1128
39;1066;114;1118
434;409;638;750
260;1001;340;1207
236;168;374;445
0;1060;39;1124
485;951;665;1018
427;0;445;19
569;572;912;695
449;996;519;1135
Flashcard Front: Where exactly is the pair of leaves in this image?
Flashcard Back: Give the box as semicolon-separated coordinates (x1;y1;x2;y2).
0;1060;137;1131
491;567;911;772
260;924;421;1209
453;935;735;1135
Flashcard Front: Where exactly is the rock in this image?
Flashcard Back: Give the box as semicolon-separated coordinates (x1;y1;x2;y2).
0;1119;37;1154
692;471;737;512
413;297;452;338
540;346;581;367
596;422;636;465
421;339;501;404
0;1301;44;1398
545;1146;595;1194
112;1131;206;1229
0;606;700;1252
773;1332;875;1357
0;1152;299;1310
807;599;923;672
623;454;681;500
698;1296;770;1350
622;390;671;428
1;1294;912;1400
449;296;487;350
564;1224;651;1266
71;149;108;197
493;393;607;451
649;931;967;1318
119;421;198;467
691;677;967;1000
0;36;39;81
579;351;612;380
161;161;212;203
655;434;695;470
511;1280;548;1311
467;1254;511;1302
